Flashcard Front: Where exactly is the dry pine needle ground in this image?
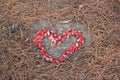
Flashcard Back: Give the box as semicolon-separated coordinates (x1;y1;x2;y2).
0;0;120;80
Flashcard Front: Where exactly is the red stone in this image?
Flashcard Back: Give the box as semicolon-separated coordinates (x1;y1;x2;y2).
44;53;49;57
71;30;75;35
54;37;59;41
49;34;54;39
38;44;44;48
51;60;56;63
58;35;62;40
80;37;85;43
65;51;71;56
57;41;62;46
58;56;66;62
40;50;46;55
68;32;72;36
72;44;77;48
33;38;37;42
61;36;67;41
54;60;60;63
53;34;58;37
34;40;40;45
74;29;78;33
49;55;55;59
36;31;42;35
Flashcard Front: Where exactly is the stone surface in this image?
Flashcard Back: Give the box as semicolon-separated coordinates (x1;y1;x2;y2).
31;20;92;60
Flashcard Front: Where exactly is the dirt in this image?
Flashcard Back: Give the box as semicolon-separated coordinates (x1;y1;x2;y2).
0;0;120;80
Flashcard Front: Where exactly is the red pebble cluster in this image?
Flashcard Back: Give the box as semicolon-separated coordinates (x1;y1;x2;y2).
33;29;85;63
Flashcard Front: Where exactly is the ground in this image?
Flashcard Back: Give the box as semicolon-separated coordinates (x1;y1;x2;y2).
0;0;120;80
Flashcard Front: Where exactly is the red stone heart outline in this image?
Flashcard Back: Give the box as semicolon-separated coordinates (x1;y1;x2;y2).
33;29;85;63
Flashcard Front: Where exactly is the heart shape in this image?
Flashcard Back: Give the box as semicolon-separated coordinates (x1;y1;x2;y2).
33;29;85;63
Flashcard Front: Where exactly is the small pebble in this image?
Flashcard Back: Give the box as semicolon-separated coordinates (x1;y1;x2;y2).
8;23;20;33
